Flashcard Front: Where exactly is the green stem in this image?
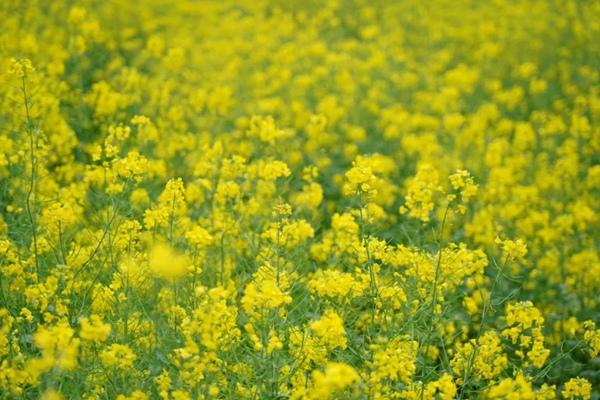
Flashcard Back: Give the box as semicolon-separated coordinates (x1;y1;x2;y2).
21;75;40;282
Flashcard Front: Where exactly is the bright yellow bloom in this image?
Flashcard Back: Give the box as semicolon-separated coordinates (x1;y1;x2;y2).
562;377;591;400
148;243;190;281
79;314;111;343
310;309;347;350
100;344;137;370
305;362;359;400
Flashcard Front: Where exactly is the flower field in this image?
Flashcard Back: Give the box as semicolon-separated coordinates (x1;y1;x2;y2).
1;1;599;399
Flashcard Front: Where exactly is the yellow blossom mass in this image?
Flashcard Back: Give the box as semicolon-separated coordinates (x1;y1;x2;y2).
0;0;598;399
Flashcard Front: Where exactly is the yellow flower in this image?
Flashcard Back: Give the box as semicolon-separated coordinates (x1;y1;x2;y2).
258;160;291;181
369;337;418;385
100;344;137;370
562;378;591;400
266;329;283;354
495;237;528;263
148;243;189;282
583;320;600;358
486;373;535;399
41;389;64;400
241;264;293;317
9;58;34;78
400;163;442;222
451;331;507;382
310;309;347;350
185;225;214;248
306;362;359;400
247;115;290;145
79;315;111;343
32;322;80;372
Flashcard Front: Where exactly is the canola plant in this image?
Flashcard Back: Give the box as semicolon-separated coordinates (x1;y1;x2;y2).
0;0;599;399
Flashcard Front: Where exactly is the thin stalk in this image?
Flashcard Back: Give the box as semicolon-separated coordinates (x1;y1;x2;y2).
430;204;450;312
358;194;378;326
168;191;176;244
21;75;40;281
